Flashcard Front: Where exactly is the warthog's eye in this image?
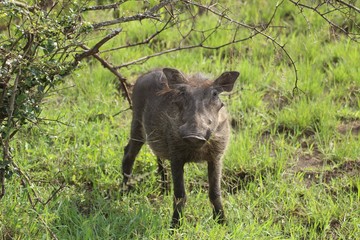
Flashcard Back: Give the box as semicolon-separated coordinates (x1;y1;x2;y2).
212;89;218;97
178;86;187;94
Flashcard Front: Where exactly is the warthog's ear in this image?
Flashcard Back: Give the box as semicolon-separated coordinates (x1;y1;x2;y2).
163;68;188;87
213;71;240;92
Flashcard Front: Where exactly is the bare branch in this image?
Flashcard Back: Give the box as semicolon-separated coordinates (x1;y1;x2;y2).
81;1;128;12
113;107;131;117
43;183;66;205
114;0;300;94
8;69;21;121
193;0;296;93
74;28;122;63
115;45;200;69
13;160;61;239
114;32;255;69
92;13;160;29
37;117;73;127
0;168;4;199
92;0;176;29
335;0;360;13
35;211;59;240
288;0;359;41
101;17;174;53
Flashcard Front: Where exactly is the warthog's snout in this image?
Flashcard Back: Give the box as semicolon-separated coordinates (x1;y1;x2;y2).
182;135;207;147
179;122;211;147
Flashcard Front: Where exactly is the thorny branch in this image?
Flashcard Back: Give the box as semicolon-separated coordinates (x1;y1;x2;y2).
92;12;160;29
74;28;123;64
101;17;174;53
289;0;360;42
112;0;302;93
92;0;175;29
15;160;64;240
0;170;4;199
0;67;22;199
182;0;303;93
81;1;128;12
335;0;360;14
16;162;66;207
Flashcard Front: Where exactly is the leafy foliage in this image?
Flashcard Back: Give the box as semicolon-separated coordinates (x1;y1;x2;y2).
0;1;91;184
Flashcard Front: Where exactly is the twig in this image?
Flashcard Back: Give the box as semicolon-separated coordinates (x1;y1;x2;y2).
74;28;122;64
81;1;127;12
0;167;5;199
93;14;160;30
335;0;360;13
8;69;21;120
113;107;131;117
0;67;22;199
114;0;299;93
43;183;66;205
115;45;198;69
183;0;302;95
288;0;358;41
114;32;253;69
17;167;61;239
91;0;176;29
14;161;41;207
101;17;174;53
37;117;72;127
35;212;59;240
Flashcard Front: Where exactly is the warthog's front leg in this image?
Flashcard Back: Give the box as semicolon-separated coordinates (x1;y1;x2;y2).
170;160;186;228
122;118;145;187
208;160;225;223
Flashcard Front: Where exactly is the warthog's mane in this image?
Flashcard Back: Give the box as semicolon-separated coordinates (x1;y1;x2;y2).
157;72;213;97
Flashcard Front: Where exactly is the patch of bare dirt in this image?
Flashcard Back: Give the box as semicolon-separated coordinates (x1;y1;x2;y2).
333;84;360;109
295;153;325;172
267;122;317;139
292;141;325;172
337;120;360;135
300;161;360;188
262;89;290;110
290;139;359;189
327;218;342;240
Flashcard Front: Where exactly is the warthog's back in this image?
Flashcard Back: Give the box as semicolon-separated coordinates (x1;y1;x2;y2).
131;70;166;116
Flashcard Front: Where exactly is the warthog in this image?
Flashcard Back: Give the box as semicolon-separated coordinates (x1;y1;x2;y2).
122;68;239;227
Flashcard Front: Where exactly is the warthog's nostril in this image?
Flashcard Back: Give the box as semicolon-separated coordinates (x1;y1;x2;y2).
183;135;206;147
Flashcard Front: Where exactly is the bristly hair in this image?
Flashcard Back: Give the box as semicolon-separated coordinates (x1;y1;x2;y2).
157;86;180;96
187;73;212;87
157;72;213;97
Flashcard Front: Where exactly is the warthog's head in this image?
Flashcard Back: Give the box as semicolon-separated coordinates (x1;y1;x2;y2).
162;68;239;148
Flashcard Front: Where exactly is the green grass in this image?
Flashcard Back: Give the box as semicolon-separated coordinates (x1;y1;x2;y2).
1;1;360;239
